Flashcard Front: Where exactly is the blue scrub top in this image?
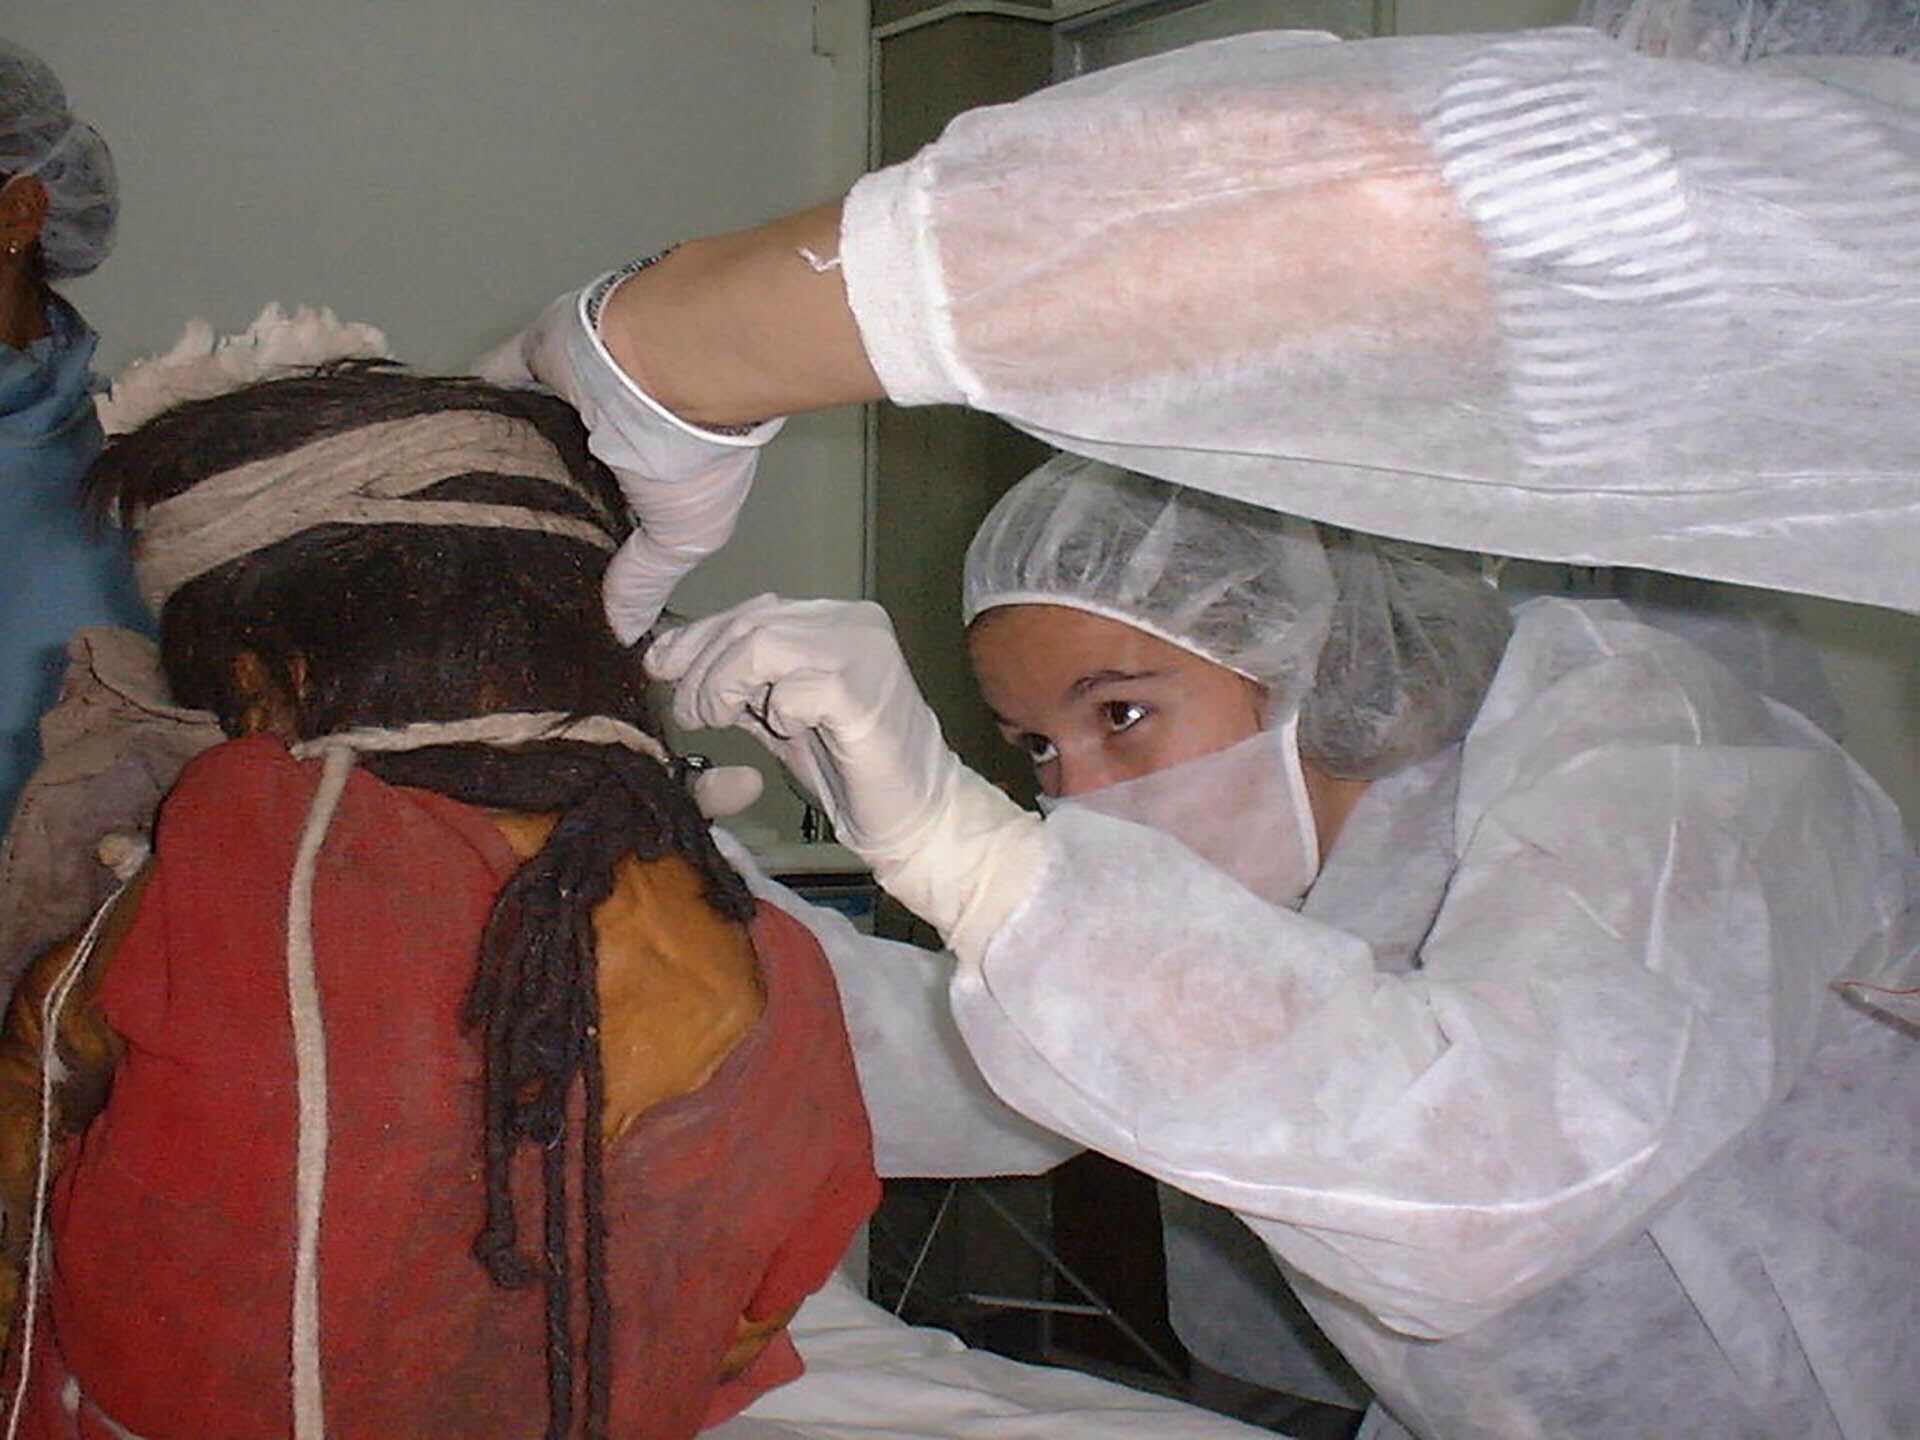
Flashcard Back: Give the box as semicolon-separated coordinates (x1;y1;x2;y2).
0;294;151;830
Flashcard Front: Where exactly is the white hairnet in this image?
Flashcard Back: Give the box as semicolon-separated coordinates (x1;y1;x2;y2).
0;40;117;279
963;456;1516;778
1305;531;1514;780
962;455;1334;707
1582;0;1920;61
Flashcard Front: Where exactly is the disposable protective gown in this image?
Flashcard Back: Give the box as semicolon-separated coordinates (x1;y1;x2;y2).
0;298;146;830
745;599;1916;1440
792;23;1920;1434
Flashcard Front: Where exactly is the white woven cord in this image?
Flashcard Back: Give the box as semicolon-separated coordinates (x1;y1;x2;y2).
290;712;670;767
284;747;353;1440
4;880;133;1440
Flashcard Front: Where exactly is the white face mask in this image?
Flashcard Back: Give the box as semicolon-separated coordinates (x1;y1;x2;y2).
1039;711;1321;909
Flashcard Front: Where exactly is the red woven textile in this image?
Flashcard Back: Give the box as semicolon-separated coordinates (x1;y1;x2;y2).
30;737;876;1438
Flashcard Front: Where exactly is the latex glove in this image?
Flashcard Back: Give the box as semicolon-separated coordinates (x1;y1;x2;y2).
476;264;785;643
647;596;1046;965
683;761;765;821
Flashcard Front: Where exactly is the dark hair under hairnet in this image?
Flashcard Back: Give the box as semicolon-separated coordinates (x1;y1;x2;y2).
1303;529;1515;779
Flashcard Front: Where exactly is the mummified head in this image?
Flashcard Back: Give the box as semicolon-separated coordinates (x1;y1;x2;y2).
88;361;646;738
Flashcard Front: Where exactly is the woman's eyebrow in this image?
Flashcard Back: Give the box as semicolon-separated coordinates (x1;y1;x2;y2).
1071;667;1165;698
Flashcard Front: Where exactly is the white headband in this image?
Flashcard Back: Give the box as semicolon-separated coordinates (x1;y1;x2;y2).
133;410;616;610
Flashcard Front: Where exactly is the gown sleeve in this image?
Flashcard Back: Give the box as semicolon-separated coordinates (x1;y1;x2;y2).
942;603;1913;1338
711;829;1079;1181
840;29;1920;610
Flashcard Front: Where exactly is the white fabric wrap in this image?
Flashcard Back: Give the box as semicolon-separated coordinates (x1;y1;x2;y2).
936;600;1915;1435
839;29;1920;611
133;411;613;610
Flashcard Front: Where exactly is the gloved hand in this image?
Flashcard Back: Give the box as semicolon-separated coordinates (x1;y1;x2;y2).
685;762;765;821
647;596;1046;965
476;263;785;643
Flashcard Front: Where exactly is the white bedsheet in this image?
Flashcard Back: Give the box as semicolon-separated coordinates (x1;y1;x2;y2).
718;1273;1281;1440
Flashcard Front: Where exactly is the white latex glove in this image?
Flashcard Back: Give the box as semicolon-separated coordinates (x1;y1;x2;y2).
685;762;765;821
476;263;785;643
647;596;1047;965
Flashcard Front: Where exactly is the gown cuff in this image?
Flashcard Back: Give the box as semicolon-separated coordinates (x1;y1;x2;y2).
841;156;966;408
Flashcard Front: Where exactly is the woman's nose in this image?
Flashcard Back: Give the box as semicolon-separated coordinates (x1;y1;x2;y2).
1055;747;1121;799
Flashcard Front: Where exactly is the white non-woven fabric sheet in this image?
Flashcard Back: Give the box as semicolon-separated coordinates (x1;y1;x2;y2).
841;29;1920;611
715;828;1079;1182
713;850;1279;1435
719;1272;1279;1440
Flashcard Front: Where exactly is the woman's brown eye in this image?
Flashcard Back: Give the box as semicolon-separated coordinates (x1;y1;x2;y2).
1021;732;1059;764
1102;701;1148;734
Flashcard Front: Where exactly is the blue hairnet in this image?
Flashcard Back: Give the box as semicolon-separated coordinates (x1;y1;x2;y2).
1;40;117;279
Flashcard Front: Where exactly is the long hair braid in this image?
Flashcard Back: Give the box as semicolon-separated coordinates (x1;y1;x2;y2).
362;739;754;1440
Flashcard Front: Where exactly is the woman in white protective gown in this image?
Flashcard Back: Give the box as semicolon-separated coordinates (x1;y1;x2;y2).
649;454;1915;1440
484;17;1918;1439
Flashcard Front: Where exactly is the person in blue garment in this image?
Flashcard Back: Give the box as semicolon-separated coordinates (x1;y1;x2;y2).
0;40;145;831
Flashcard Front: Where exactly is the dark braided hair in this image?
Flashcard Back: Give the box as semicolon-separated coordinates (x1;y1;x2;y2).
87;364;754;1439
364;742;753;1438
